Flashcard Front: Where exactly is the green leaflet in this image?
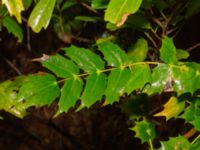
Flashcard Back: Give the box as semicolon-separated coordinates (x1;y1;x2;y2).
159;136;190;150
63;45;105;72
61;0;77;11
22;0;32;9
160;37;178;65
2;0;24;23
2;16;23;42
28;0;56;33
41;54;79;78
91;0;109;9
18;74;60;106
81;73;107;107
144;64;170;95
98;41;129;67
57;77;83;115
0;76;27;118
131;119;156;143
125;64;151;94
105;68;131;104
127;38;149;62
176;49;189;60
105;0;143;26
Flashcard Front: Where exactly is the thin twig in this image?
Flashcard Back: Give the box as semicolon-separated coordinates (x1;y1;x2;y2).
186;42;200;52
3;57;23;75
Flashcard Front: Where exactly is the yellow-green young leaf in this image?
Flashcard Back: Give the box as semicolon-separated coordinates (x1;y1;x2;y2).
0;77;27;118
98;42;128;67
105;68;131;104
159;136;190;150
130;119;156;143
81;73;107;107
57;78;83;115
176;49;189;60
40;54;79;78
28;0;56;33
2;16;23;42
63;45;105;73
160;37;178;64
2;0;24;23
105;0;143;27
18;74;60;107
125;64;151;94
154;97;185;120
127;38;148;62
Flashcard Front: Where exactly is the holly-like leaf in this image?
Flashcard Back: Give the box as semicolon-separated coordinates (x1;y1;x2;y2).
105;0;143;27
18;74;60;106
28;0;56;33
98;41;128;67
63;45;105;72
125;64;151;94
144;64;170;95
2;16;23;42
2;0;24;23
154;96;185;120
159;136;190;150
81;73;107;107
40;54;79;78
57;77;83;115
105;68;131;104
127;38;149;62
160;37;178;64
131;119;156;143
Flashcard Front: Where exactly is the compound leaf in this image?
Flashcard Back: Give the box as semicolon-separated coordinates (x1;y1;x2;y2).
57;77;83;115
98;41;128;67
160;37;178;64
81;73;107;107
28;0;56;33
125;64;151;94
105;68;131;104
63;45;105;72
18;73;60;106
40;54;79;78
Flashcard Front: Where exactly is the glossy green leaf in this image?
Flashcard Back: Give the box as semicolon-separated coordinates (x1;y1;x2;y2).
190;140;200;150
105;68;131;104
144;64;170;95
40;54;79;78
81;73;107;107
98;42;128;67
28;0;56;33
127;38;149;62
91;0;109;9
125;64;151;94
159;136;190;150
105;0;143;26
0;76;27;118
160;37;178;64
191;116;200;131
75;16;101;22
18;74;60;106
154;96;185;120
63;45;105;72
131;119;156;143
2;16;23;42
57;77;83;115
2;0;24;23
